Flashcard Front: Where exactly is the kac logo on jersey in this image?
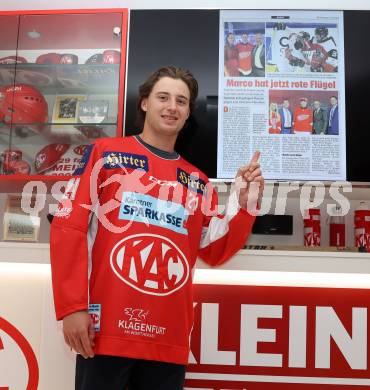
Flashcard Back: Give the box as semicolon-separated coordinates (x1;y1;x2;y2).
110;234;189;296
103;151;148;171
73;145;89;156
177;168;206;195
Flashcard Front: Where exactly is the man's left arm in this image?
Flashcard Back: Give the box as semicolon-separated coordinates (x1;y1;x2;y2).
198;152;264;266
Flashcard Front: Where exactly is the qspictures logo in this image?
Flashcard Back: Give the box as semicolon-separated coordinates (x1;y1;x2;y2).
118;308;166;339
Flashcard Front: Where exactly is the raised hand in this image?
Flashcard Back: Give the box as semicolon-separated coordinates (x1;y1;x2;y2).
235;151;264;211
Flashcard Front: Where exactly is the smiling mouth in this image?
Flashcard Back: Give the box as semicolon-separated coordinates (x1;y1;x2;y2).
161;115;178;121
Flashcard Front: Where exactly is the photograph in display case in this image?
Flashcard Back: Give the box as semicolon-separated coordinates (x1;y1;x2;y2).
3;195;40;242
52;94;87;124
77;100;109;124
51;94;87;136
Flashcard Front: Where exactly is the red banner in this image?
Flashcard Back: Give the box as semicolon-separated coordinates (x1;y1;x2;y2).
185;284;370;389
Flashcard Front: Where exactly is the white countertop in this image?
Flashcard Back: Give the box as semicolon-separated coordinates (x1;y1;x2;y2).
1;242;369;274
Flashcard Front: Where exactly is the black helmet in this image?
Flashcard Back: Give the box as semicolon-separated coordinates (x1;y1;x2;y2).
299;31;310;40
315;27;328;41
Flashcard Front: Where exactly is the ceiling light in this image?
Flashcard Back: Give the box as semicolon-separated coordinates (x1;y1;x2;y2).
27;30;41;39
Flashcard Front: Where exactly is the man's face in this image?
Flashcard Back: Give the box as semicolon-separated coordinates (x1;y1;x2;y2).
313;101;320;110
300;99;307;108
141;77;190;138
330;97;337;106
255;33;263;45
241;34;249;44
283;100;290;109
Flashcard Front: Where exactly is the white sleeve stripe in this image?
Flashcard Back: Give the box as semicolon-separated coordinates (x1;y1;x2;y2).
199;192;240;249
87;204;99;280
225;190;241;218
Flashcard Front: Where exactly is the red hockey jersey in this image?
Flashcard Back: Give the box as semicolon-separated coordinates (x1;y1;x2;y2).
236;42;254;75
293;107;313;132
50;135;255;365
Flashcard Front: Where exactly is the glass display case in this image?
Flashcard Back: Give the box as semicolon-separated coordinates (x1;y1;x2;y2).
0;10;127;186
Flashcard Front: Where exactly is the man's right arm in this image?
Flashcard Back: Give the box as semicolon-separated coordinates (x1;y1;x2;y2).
50;143;102;357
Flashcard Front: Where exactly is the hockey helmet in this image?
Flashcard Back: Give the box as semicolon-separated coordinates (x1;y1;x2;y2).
315;27;329;41
36;53;62;64
102;50;120;64
0;83;48;125
35;143;70;173
0;56;27;64
60;54;79;64
9;160;31;174
299;31;310;40
85;53;104;64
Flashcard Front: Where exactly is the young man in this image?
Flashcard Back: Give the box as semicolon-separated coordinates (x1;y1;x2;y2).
293;97;313;134
236;32;254;76
50;66;263;390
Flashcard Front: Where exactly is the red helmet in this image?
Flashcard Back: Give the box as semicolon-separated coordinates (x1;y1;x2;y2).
0;83;48;125
36;53;78;65
36;53;62;64
0;56;27;64
60;54;78;64
9;160;31;174
35;143;70;173
102;50;120;64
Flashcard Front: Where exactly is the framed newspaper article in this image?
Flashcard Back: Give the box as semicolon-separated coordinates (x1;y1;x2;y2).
218;10;345;181
3;195;40;242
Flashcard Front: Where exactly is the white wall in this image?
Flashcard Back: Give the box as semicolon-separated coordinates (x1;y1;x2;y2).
1;0;370;10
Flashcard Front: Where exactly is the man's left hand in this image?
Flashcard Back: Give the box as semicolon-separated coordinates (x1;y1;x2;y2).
235;151;264;211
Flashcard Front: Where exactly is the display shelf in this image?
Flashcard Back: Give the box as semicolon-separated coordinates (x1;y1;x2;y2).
197;248;370;275
0;241;50;263
1;122;118;127
0;122;117;143
0;63;120;94
0;174;69;193
0;124;117;178
1;242;370;275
